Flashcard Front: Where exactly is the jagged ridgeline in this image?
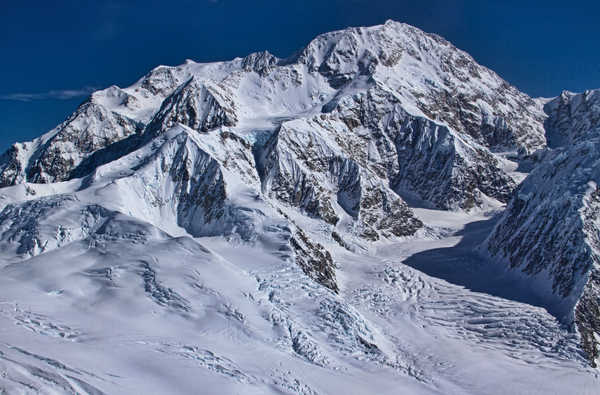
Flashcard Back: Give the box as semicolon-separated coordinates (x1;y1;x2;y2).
0;21;544;199
1;20;599;370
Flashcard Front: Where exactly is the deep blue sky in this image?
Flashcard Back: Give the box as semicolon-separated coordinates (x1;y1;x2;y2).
1;0;599;152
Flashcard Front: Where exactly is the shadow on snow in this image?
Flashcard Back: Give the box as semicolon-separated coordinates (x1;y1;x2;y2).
402;215;557;315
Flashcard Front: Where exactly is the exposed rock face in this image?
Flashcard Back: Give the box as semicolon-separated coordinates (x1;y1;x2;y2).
483;89;600;366
258;117;422;240
544;89;600;147
140;65;181;97
290;227;339;293
0;101;142;186
241;51;279;76
327;86;517;209
0;144;26;186
140;131;229;236
147;77;238;135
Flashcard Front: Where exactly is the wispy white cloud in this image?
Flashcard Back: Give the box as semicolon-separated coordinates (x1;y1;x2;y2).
0;87;96;102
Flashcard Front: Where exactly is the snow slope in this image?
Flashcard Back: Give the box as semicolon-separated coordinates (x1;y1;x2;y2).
0;191;596;394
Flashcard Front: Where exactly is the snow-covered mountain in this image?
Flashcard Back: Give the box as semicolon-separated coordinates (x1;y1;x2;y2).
0;20;546;209
483;89;600;367
0;21;597;394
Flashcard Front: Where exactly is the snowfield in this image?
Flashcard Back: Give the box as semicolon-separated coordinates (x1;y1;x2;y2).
0;201;596;394
0;20;599;394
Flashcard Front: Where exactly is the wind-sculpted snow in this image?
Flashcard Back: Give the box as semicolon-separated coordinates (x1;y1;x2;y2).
0;345;107;395
0;20;598;393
